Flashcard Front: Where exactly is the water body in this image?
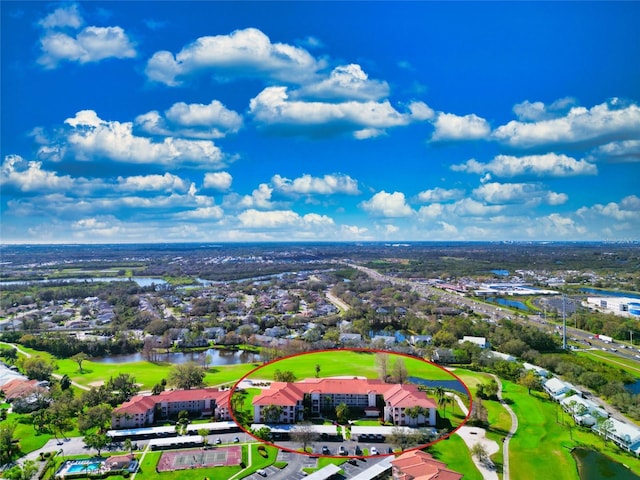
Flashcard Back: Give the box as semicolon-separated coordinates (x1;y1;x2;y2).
580;288;640;299
485;297;530;311
0;277;168;287
408;377;468;396
491;269;510;276
92;348;263;365
572;448;639;480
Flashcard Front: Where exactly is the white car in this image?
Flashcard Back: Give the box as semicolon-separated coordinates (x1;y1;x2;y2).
370;447;379;455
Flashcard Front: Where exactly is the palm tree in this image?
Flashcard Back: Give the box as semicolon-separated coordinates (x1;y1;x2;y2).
438;395;452;419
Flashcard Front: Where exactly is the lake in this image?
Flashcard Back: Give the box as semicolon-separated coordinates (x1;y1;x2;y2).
580;288;640;299
408;377;468;396
0;277;168;287
92;348;263;365
572;448;639;480
485;297;530;311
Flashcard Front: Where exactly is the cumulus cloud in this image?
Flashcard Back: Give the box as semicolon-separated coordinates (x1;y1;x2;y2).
117;173;191;193
451;153;597;177
135;100;242;139
236;183;275;209
39;110;227;168
294;64;389;101
577;195;640;222
472;182;567;205
417;187;464;203
1;155;74;192
591;140;640;162
272;173;360;196
431;112;491;141
180;205;224;220
450;198;505;217
360;191;414;218
37;5;136;69
249;86;428;139
237;208;334;229
494;99;640;148
512;97;576;121
39;4;83;29
145;27;322;86
203;172;233;191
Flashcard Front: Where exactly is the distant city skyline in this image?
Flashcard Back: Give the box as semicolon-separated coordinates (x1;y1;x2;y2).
1;1;639;243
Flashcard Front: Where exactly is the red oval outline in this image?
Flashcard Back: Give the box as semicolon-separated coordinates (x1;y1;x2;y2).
227;347;472;458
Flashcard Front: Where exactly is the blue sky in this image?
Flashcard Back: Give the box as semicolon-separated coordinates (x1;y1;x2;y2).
1;1;639;244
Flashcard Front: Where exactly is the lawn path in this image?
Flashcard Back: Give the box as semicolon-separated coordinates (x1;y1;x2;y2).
130;443;150;480
491;374;518;480
325;290;351;312
451;392;500;480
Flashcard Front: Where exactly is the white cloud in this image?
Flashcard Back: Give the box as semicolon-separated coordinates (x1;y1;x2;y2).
494;99;640;148
295;64;389;101
272;173;360;196
417;203;444;220
360;191;414;218
431;112;491;141
237;183;275;209
452;153;597;177
39;4;83;29
203;172;233;191
592;140;640;162
530;213;586;238
145;27;322;86
450;198;504;217
117;173;190;193
237;208;334;229
417;187;464;203
180;206;224;220
1;155;74;192
38;110;227;168
577;195;640;222
408;102;435;121
38;6;136;70
249;86;423;139
136;100;242;139
512;97;576;121
472;182;567;206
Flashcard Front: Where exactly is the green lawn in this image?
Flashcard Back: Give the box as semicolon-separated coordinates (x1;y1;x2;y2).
246;350;455;382
578;350;640;379
428;432;483;480
501;379;640;480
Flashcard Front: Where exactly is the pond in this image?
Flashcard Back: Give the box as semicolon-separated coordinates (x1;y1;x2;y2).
580;288;640;299
485;296;530;311
572;448;640;480
491;269;510;276
92;348;263;365
0;277;168;287
408;377;468;396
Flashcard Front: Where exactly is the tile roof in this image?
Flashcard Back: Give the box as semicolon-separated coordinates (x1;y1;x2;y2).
384;384;437;409
113;388;230;416
391;450;462;480
0;378;41;400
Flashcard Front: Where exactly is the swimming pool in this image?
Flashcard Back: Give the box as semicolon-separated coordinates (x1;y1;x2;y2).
56;460;104;476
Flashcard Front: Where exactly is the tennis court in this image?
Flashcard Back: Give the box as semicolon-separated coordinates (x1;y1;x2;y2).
157;446;242;472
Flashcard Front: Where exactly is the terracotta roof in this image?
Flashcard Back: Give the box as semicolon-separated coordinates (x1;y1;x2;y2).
252;377;436;410
384;384;437;409
157;387;230;404
0;379;41;400
113;395;156;415
391;450;462;480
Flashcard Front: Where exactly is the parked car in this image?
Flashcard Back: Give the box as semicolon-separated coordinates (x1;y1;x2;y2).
256;469;267;477
370;447;379;455
322;445;330;455
338;445;347;455
233;436;240;443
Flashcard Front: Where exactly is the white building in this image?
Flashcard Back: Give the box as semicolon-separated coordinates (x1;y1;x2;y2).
586;297;640;318
543;377;574;400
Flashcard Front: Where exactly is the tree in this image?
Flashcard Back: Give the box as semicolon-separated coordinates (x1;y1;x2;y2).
0;422;18;464
471;443;489;464
78;403;113;434
70;352;89;373
387;426;424;451
438;394;452;419
273;369;297;382
59;374;72;390
261;404;284;423
84;432;110;456
315;364;321;378
404;406;426;426
168;362;206;390
392;358;408;384
518;371;543;395
290;422;319;453
198;428;210;447
375;353;390;382
21;356;55;381
251;426;272;442
107;373;139;403
3;460;38;480
123;438;133;454
336;402;350;424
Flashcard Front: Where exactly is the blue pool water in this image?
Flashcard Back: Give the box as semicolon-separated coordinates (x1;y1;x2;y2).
67;463;101;473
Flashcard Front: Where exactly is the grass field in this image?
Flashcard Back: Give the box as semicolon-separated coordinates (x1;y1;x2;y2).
245;349;458;383
578;349;640;379
428;432;483;480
